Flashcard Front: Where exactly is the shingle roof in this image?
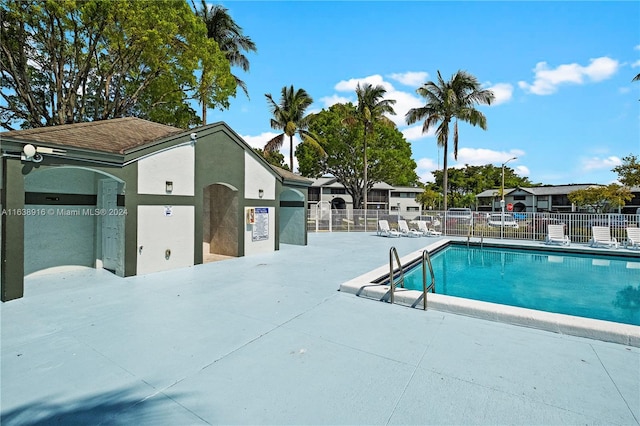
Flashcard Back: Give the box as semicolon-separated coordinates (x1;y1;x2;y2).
0;117;183;154
476;184;603;198
269;165;313;185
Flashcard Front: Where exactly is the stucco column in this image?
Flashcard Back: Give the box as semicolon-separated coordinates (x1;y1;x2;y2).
1;158;25;301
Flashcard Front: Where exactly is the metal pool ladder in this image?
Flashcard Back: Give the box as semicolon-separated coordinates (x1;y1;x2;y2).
389;247;436;310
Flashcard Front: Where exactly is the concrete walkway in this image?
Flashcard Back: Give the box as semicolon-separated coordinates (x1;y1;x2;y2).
1;233;639;425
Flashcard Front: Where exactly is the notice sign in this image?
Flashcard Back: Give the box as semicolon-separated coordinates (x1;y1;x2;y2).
252;207;269;242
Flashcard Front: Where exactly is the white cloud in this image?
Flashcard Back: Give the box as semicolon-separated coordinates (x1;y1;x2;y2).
455;148;525;166
333;74;424;127
635;44;640;51
402;124;436;141
485;83;513;106
334;75;394;92
388;71;429;87
318;94;352;108
515;165;530;177
631;59;640;68
240;132;280;149
581;156;621;171
518;56;619;95
416;157;439;183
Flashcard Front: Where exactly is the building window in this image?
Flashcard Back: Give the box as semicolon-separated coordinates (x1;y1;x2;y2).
308;188;320;202
330;188;346;195
552;194;570;206
407;206;419;212
368;189;387;203
513;195;526;201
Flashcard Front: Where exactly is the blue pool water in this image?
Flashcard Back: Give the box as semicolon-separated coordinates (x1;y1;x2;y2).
401;246;640;326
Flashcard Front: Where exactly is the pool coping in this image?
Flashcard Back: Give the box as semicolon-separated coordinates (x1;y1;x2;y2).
339;238;640;347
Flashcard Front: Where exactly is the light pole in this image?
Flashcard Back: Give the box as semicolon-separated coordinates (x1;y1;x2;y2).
501;157;517;239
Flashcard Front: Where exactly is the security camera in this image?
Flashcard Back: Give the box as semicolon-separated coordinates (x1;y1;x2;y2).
190;132;197;141
32;153;43;163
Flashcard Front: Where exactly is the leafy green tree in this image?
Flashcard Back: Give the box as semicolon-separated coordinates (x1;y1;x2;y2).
429;164;533;208
568;184;632;213
0;0;235;130
192;1;256;124
416;187;441;210
405;70;494;212
264;85;322;171
253;148;289;170
612;154;640;187
351;83;396;211
298;103;418;208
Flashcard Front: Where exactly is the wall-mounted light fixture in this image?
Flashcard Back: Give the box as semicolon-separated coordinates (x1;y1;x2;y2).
166;181;173;193
22;144;43;163
258;189;264;199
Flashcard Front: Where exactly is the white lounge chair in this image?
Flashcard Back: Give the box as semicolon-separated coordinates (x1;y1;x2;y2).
626;227;640;250
546;224;570;246
377;220;401;237
589;226;618;249
398;220;421;237
417;220;442;237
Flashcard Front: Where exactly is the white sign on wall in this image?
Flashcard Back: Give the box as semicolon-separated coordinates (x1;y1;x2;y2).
252;207;269;241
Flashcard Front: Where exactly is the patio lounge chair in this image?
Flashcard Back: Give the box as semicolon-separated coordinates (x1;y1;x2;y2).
377;219;401;237
398;220;422;237
626;227;640;249
546;224;570;246
417;220;442;237
589;226;618;249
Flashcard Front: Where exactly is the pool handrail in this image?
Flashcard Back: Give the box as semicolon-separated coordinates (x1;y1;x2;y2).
421;250;436;310
389;246;405;304
389;246;436;310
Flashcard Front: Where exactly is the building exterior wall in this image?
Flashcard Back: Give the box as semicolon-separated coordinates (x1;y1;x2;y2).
244;151;275;201
137;144;195;196
136;205;194;274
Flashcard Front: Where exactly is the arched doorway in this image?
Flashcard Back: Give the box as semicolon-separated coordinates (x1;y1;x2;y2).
331;197;346;210
23;167;125;276
203;183;239;262
514;202;526;212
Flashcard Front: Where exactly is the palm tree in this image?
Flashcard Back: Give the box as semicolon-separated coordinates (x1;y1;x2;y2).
264;85;319;171
633;73;640;82
405;70;494;212
354;83;396;211
192;1;257;124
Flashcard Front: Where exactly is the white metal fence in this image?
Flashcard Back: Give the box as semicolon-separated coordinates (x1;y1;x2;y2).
307;209;640;244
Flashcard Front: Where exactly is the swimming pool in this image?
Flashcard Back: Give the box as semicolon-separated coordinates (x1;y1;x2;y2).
399;246;640;326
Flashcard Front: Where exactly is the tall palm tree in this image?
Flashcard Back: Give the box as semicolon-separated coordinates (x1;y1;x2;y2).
264;85;319;171
192;1;257;124
405;70;494;212
354;83;396;211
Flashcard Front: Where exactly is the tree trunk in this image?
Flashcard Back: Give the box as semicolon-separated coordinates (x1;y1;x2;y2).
442;140;449;212
289;134;294;171
363;130;367;213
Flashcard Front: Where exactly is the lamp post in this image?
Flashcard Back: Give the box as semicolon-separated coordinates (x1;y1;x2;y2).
501;157;517;239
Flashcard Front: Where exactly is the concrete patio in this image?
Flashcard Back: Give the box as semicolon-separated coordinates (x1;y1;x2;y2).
1;233;639;425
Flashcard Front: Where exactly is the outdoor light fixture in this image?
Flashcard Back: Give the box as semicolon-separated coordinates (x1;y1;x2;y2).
166;181;173;193
22;144;43;163
259;189;264;199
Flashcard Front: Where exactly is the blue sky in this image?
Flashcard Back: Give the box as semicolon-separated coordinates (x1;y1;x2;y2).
207;1;640;186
